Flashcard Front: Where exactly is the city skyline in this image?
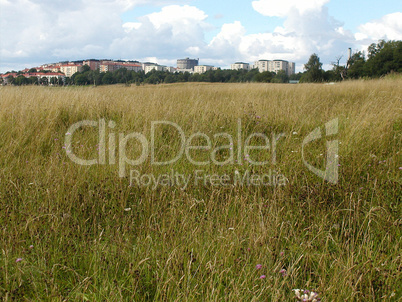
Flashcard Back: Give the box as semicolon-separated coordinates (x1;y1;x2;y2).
0;57;296;78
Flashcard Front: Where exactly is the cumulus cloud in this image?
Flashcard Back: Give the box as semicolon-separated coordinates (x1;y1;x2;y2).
203;5;354;69
207;21;246;58
0;0;192;70
0;0;129;62
252;0;330;17
111;5;210;59
145;5;208;30
355;12;402;41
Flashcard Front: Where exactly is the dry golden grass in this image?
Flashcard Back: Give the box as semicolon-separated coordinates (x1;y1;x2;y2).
0;78;401;301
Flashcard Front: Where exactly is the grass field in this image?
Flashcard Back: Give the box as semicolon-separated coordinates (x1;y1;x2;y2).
0;78;401;301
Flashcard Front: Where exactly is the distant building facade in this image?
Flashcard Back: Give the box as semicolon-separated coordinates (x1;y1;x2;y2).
41;64;62;72
144;65;164;73
98;61;142;73
194;65;213;74
60;64;83;77
83;60;101;71
177;58;199;70
163;66;176;73
230;62;250;71
253;60;295;76
176;69;194;74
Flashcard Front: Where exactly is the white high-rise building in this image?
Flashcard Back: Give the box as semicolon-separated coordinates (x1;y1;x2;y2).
253;60;295;76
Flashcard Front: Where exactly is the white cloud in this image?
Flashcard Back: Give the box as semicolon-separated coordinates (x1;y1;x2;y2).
207;21;246;58
123;22;142;32
145;5;208;30
0;0;193;71
0;0;127;62
185;46;201;55
111;5;210;59
355;12;402;41
203;6;354;69
252;0;330;17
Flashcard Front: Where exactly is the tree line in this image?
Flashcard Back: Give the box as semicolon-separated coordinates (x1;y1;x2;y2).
69;66;293;86
301;40;401;82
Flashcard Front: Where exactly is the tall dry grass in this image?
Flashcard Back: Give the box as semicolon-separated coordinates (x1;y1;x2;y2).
0;78;400;301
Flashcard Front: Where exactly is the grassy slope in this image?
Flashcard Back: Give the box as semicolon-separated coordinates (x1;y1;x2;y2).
0;79;401;301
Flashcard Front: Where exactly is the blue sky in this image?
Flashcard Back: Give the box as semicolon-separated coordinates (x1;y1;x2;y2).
0;0;401;73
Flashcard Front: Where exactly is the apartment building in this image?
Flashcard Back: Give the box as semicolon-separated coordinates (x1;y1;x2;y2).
253;60;295;76
194;65;213;74
230;62;250;70
177;58;198;70
144;65;164;74
99;63;118;72
176;68;194;74
287;62;296;76
60;64;83;77
83;60;101;71
163;66;176;73
34;72;65;83
41;64;62;72
121;63;142;72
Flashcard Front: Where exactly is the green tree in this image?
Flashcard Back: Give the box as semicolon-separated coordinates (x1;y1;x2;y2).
301;53;324;82
102;72;114;85
271;70;289;83
164;74;175;83
347;51;366;78
365;40;402;76
74;74;88;85
245;69;259;82
39;77;48;85
131;71;145;85
81;65;91;73
113;68;130;83
29;76;39;85
289;72;303;81
87;70;102;86
14;75;29;85
6;75;15;85
50;77;58;85
367;40;386;59
254;71;274;83
64;77;73;85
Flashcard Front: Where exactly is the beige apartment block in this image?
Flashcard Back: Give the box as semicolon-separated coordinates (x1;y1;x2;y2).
144;65;165;74
253;60;295;76
230;62;250;70
194;65;213;74
60;64;83;77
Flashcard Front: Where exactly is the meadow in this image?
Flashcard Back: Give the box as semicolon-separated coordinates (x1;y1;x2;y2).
0;77;401;301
